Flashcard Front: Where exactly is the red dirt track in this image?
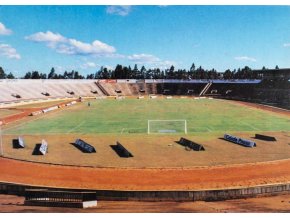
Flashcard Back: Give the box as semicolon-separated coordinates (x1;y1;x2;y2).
0;157;290;191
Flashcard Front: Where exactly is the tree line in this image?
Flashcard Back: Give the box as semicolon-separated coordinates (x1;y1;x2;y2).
0;64;279;80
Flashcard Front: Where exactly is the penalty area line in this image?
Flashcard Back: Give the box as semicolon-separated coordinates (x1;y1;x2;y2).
240;121;260;131
66;121;85;134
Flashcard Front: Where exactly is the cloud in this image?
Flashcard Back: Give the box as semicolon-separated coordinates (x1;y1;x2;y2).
283;43;290;47
0;44;21;59
128;53;175;69
153;60;176;69
25;31;116;56
106;6;131;16
81;62;97;69
128;54;160;63
0;22;12;35
103;65;114;70
25;31;65;43
234;56;257;62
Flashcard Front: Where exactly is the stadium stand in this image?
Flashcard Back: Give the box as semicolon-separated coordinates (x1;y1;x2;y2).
0;68;289;109
128;83;141;95
0;80;105;105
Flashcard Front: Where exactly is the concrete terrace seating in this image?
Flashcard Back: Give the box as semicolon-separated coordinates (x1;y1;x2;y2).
0;80;104;103
128;83;141;95
115;83;133;96
97;82;118;96
145;83;158;95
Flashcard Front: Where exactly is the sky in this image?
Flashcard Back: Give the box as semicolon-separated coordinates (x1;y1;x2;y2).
0;5;290;77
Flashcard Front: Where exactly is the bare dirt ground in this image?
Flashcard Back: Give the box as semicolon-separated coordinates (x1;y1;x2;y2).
2;132;290;168
0;193;289;212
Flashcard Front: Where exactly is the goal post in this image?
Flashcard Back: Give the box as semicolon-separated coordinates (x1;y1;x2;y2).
147;119;187;134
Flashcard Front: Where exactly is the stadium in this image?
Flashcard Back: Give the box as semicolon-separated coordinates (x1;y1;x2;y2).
0;67;289;211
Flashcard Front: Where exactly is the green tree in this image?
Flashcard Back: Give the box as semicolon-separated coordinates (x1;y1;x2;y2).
128;65;132;79
223;69;233;79
190;63;195;72
40;73;47;79
114;64;123;79
6;72;15;79
140;66;146;79
73;71;82;79
123;66;129;79
24;72;32;79
132;64;139;78
86;73;94;79
166;65;175;79
48;67;56;79
31;71;40;79
0;67;6;79
103;67;110;79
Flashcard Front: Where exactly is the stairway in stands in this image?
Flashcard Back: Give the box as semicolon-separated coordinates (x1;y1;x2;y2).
199;82;212;96
95;82;110;96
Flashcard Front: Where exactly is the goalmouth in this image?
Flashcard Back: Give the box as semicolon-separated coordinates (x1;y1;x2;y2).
147;120;187;134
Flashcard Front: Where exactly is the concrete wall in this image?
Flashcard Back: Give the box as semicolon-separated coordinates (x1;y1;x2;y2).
0;181;289;202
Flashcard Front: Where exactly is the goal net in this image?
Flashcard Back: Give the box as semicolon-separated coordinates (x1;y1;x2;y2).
147;120;187;134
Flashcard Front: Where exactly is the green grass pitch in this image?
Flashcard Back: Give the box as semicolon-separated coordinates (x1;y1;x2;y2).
3;98;290;135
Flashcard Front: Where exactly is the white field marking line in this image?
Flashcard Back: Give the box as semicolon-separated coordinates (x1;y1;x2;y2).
205;127;212;132
66;121;85;134
93;120;145;123
240;120;260;131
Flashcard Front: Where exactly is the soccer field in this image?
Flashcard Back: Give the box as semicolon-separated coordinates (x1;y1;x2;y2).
3;98;290;135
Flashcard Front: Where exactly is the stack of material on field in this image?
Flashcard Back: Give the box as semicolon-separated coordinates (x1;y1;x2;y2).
224;134;256;147
42;106;58;113
32;139;48;155
111;141;133;158
255;134;276;141
74;139;96;153
66;100;77;107
31;110;42;116
177;137;205;151
12;136;25;149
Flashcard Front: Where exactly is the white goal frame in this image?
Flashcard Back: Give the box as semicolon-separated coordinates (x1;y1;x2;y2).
147;119;187;134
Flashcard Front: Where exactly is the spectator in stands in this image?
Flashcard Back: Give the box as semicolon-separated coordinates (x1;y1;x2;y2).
88;102;91;107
